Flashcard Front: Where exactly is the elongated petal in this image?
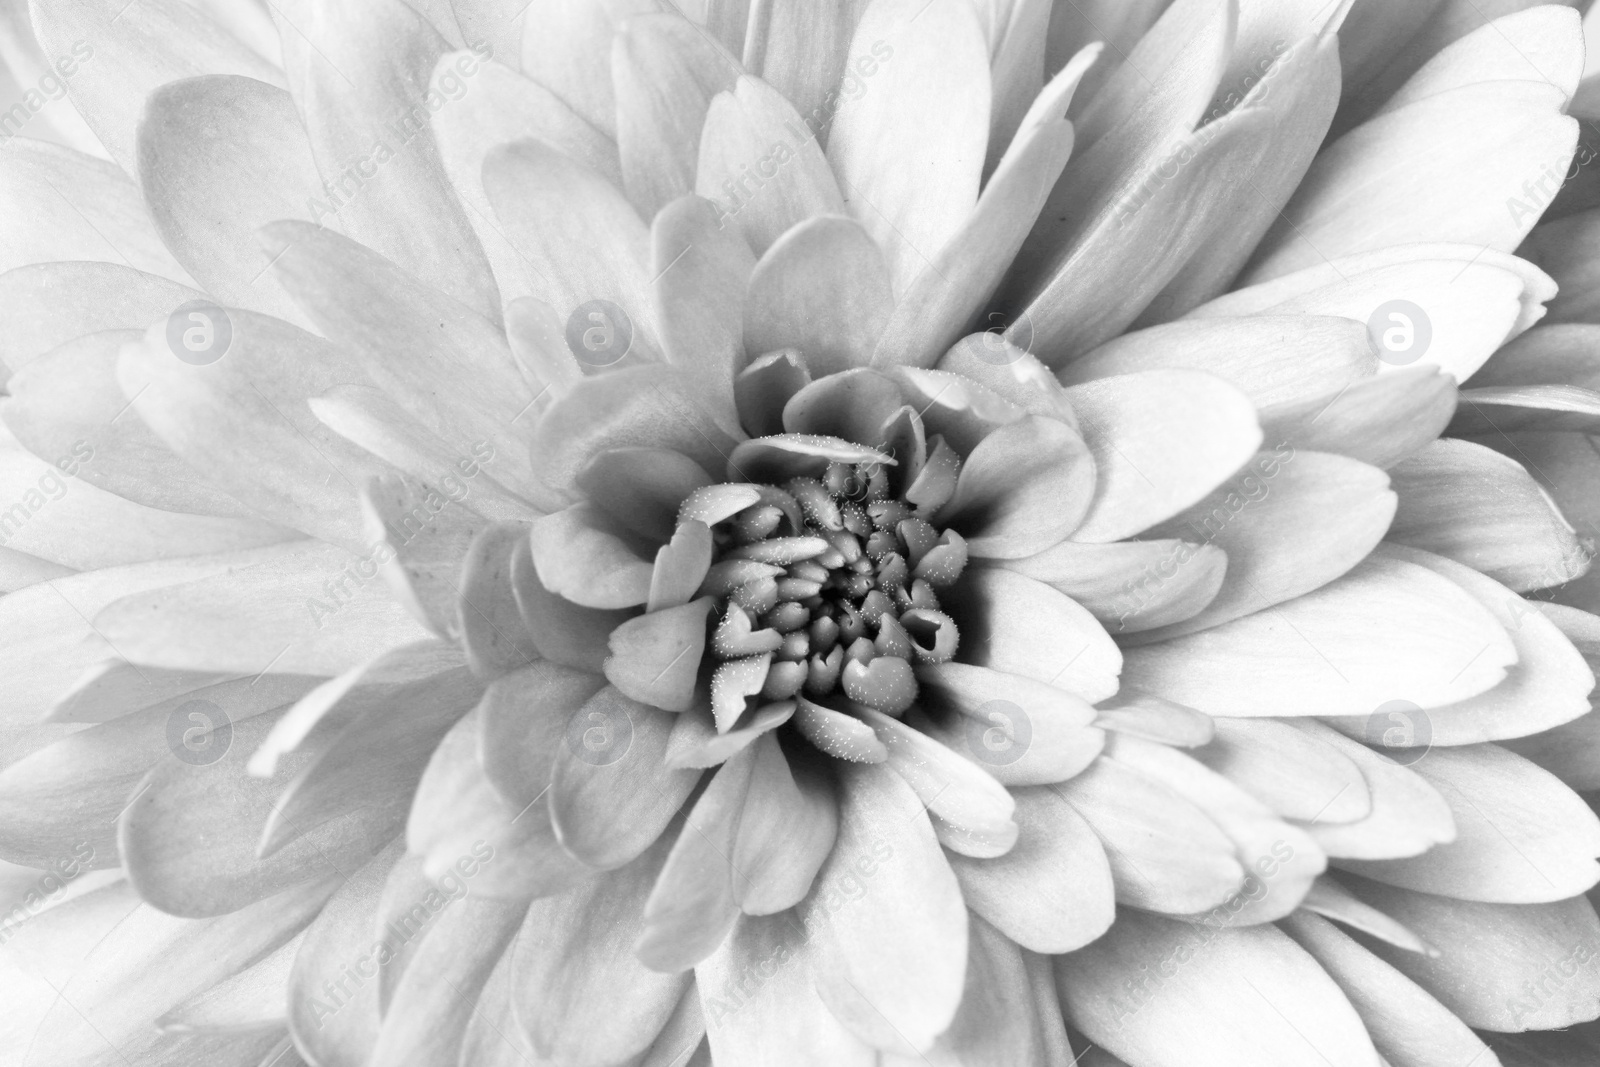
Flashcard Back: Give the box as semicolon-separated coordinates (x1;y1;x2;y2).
1011;0;1231;348
264;220;537;489
1339;743;1600;903
478;661;608;809
1135;451;1396;638
1280;910;1495;1067
614;11;741;219
1291;719;1457;862
1323;545;1593;746
807;761;967;1055
825;0;989;293
915;913;1055;1065
138;75;326;326
1062;315;1376;409
1249;11;1580;280
407;703;592;900
606;597;714;710
744;215;892;376
284;0;499;318
514;838;691;1065
509;535;635;672
484;137;661;354
287;845;400;1066
0;137;191;286
459;522;538;679
729;736;837;913
263;653;481;857
367;894;525;1067
432;55;620;307
1108;734;1327;924
942;414;1094;559
947;785;1113;953
914;662;1105;786
1345;876;1600;1031
533;366;742;497
636;755;751;972
1001;537;1227;635
653;195;756;407
22;876;329;1066
1387;438;1590;592
118;310;394;548
1301;875;1435;955
1196;244;1554;382
249;641;466;778
1056;909;1380;1067
0;261;200;377
1065;370;1261;542
362;473;487;639
549;686;701;868
696;912;877;1065
95;541;434;677
1262;365;1457;470
945;567;1121;703
121;709;390;918
696;75;846;255
1062;31;1350;347
29;0;283;172
159;929;302;1033
530;504;655;609
1121;555;1516;718
742;0;868;130
1194;717;1370;825
859;707;1017;855
1052;756;1244;914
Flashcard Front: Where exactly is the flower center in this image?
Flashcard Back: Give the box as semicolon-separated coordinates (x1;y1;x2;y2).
702;460;968;719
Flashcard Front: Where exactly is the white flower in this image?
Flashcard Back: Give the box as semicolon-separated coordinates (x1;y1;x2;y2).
0;1;1598;1066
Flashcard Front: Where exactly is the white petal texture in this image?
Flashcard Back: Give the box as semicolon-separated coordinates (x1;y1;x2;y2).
0;1;1597;1065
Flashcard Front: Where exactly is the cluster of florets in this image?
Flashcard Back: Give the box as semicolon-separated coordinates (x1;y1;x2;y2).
702;459;968;720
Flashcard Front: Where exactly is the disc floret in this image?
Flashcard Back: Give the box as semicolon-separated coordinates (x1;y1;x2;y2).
698;460;967;719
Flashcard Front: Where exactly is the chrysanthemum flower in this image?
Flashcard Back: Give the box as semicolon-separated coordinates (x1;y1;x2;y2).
3;0;1600;1064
